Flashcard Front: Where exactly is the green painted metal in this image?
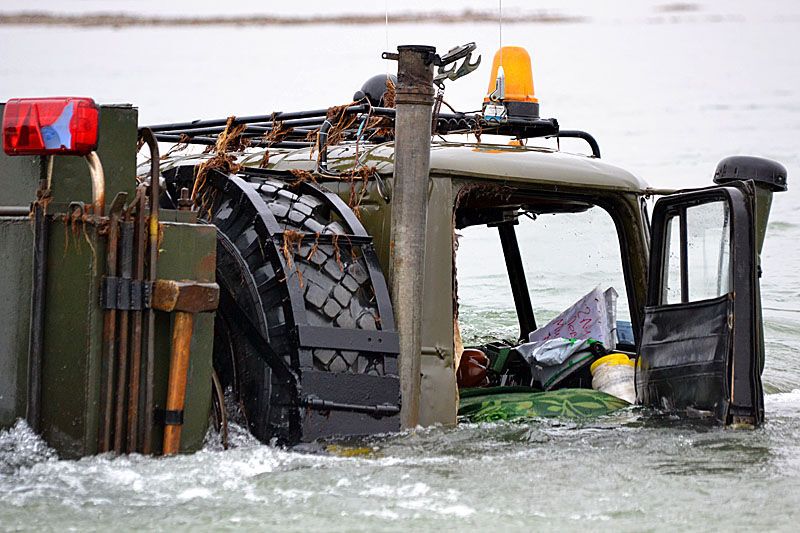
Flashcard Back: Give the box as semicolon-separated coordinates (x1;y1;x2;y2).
149;220;216;454
0;104;215;457
38;218;106;457
0;218;33;427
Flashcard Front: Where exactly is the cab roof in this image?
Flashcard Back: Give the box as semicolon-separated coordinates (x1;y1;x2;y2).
159;140;649;195
258;141;649;194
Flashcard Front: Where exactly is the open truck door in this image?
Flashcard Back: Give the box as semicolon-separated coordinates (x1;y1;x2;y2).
637;181;765;425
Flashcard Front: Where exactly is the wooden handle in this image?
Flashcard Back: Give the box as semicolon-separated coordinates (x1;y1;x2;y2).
162;311;194;455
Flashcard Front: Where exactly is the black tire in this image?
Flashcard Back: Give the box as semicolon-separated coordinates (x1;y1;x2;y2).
201;170;394;444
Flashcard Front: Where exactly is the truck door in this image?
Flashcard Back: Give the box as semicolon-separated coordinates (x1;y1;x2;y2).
637;183;763;425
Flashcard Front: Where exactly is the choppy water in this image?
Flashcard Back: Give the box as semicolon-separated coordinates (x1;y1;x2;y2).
2;1;800;531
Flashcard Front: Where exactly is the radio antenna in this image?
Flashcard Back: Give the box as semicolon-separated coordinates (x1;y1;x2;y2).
385;0;390;76
499;0;503;65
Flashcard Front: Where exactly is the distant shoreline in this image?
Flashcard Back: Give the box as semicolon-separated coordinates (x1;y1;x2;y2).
0;10;587;28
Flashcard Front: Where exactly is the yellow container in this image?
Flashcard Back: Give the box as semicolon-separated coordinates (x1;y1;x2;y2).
590;353;634;375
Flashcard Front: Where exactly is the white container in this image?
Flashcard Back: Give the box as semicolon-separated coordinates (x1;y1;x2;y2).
590;354;635;404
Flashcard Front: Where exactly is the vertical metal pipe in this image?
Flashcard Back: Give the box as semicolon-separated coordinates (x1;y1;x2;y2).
138;128;160;454
127;191;147;453
113;219;134;453
389;45;435;429
85;152;106;217
99;211;120;452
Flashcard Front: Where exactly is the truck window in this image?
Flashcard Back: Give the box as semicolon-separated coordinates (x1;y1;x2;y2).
662;200;731;304
456;206;630;345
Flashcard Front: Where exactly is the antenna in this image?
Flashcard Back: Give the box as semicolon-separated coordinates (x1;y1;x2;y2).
385;0;390;77
499;0;503;67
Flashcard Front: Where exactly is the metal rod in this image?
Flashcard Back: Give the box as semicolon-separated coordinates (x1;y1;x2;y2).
389;45;436;429
85;151;106;216
0;206;31;216
158;124;318;137
557;130;601;158
302;397;400;417
99;210;120;452
26;156;52;433
317;119;334;172
138;128;160;455
153;134;312;148
497;222;537;340
145;108;333;132
113;218;134;453
680;208;689;303
162;311;195;455
127;191;147;453
144;104;385;133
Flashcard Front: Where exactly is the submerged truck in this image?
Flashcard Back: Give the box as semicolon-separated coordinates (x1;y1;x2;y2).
0;43;788;458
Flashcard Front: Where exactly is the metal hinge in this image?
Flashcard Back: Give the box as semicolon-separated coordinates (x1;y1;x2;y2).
100;277;152;310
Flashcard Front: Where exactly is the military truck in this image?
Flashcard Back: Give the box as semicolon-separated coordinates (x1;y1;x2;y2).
0;43;788;458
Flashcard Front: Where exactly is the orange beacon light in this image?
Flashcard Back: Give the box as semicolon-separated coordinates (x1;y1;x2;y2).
482;47;539;122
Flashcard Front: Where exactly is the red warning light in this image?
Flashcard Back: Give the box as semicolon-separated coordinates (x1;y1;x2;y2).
2;97;99;156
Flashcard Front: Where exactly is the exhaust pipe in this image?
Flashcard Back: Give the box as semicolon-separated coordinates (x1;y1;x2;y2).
713;155;787;376
713;155;788;254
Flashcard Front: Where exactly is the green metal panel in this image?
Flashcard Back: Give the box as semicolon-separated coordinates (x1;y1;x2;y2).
0;218;33;427
39;219;105;458
148;219;216;454
0;103;216;456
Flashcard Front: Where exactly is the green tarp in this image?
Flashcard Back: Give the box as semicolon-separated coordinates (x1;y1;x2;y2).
458;387;630;422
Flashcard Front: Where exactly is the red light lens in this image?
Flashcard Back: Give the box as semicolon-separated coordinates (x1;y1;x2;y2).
2;97;99;156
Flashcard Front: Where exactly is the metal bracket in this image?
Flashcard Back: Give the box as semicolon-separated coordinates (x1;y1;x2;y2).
434;43;481;88
101;277;151;310
383;43;481;88
154;408;185;426
295;325;400;354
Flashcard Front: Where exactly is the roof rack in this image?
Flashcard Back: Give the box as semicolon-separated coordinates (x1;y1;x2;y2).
145;102;601;160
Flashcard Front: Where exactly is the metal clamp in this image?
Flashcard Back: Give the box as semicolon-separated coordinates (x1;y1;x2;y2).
101;277;152;310
154;408;185;426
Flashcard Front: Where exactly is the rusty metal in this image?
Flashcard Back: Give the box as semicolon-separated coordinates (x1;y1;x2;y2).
387;45;436;428
26;156;53;433
210;369;228;450
127;190;146;453
113;217;134;453
84;151;106;217
0;206;30;216
161;311;194;455
138;127;160;455
150;280;219;314
177;187;192;211
99;195;126;452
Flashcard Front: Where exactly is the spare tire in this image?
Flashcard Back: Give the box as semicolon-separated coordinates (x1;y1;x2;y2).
182;167;400;445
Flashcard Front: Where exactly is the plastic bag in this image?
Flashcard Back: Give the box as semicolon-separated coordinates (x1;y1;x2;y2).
516;337;595;366
528;286;618;349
